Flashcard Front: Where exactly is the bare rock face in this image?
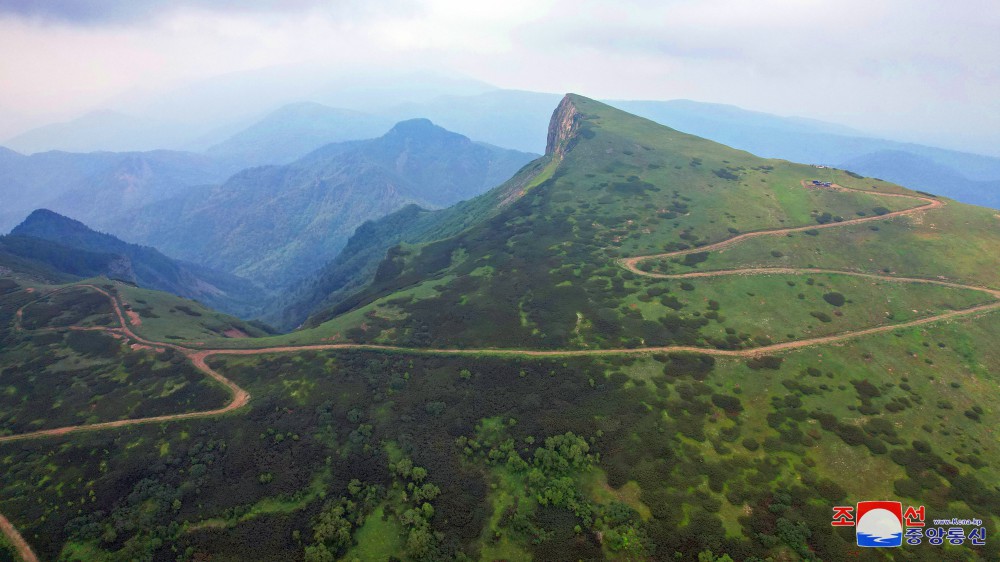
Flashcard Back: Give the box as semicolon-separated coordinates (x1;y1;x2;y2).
545;94;581;158
106;255;137;285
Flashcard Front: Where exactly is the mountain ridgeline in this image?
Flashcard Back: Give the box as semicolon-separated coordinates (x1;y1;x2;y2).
302;94;1000;352
111;119;537;289
0;148;231;234
6;210;266;316
204;102;394;169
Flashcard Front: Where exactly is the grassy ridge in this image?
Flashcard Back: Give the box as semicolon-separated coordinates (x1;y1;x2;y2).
297;96;989;354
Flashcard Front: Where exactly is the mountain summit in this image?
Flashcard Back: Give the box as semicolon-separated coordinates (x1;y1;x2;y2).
307;94;998;352
545;94;584;157
113;120;537;287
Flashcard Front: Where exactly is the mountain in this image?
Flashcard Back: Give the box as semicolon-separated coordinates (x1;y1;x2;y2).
0;235;123;283
0;148;232;233
304;95;996;349
380;90;1000;209
839;149;1000;209
275;93;1000;330
9;209;266;316
2;95;998;562
204;102;393;169
267;153;553;330
113;119;538;288
387;89;563;154
613;99;1000;207
2;110;192;154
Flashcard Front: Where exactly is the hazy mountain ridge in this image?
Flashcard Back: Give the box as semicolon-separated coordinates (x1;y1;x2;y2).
195;90;1000;209
839;149;1000;209
0;148;232;233
111;119;538;289
204;102;393;169
10;209;266;316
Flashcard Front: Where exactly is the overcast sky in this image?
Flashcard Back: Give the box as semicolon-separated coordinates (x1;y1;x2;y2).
0;0;997;154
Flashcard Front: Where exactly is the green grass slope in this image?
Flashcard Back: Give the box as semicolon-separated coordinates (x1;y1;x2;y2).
0;281;231;436
311;95;991;353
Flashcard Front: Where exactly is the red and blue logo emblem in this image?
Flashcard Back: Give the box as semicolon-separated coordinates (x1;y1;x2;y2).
855;501;903;547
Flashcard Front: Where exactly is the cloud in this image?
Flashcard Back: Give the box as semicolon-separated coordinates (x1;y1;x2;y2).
0;0;997;154
0;0;379;25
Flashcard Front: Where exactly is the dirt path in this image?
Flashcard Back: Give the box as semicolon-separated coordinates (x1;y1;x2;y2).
0;182;997;555
2;182;995;448
0;512;38;562
619;183;942;266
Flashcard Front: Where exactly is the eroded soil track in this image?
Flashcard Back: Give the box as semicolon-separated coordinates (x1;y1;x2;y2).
1;183;998;559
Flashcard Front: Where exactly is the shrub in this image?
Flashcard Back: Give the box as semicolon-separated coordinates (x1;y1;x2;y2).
713;168;739;180
822;292;846;306
710;394;743;413
682;252;709;266
746;356;783;370
810;311;832;323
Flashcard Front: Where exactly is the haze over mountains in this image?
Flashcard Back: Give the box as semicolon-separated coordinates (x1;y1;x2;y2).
4;209;265;315
4;86;999;262
0;148;232;233
109;118;536;289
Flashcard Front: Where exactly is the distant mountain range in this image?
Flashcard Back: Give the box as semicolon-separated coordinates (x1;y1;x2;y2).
5;89;999;217
2;110;194;154
110;119;537;289
4;209;266;315
201;91;1000;209
0;147;232;233
204;103;393;169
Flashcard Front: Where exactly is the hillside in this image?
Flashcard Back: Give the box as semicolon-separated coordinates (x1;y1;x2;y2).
305;96;987;351
114;119;537;288
269;153;555;330
0;95;998;561
9;210;267;317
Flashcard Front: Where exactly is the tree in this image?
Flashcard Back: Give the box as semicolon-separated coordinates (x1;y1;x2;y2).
304;544;334;562
313;504;353;551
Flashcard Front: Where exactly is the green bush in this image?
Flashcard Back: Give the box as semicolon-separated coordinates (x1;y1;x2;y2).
810;311;832;323
746;356;783;370
822;292;846;306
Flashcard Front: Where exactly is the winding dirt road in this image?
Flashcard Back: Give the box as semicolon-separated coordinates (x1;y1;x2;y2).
0;512;38;562
2;183;997;445
1;182;998;558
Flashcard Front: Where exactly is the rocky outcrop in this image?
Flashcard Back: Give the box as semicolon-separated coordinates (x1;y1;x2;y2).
545;94;582;158
106;254;137;284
